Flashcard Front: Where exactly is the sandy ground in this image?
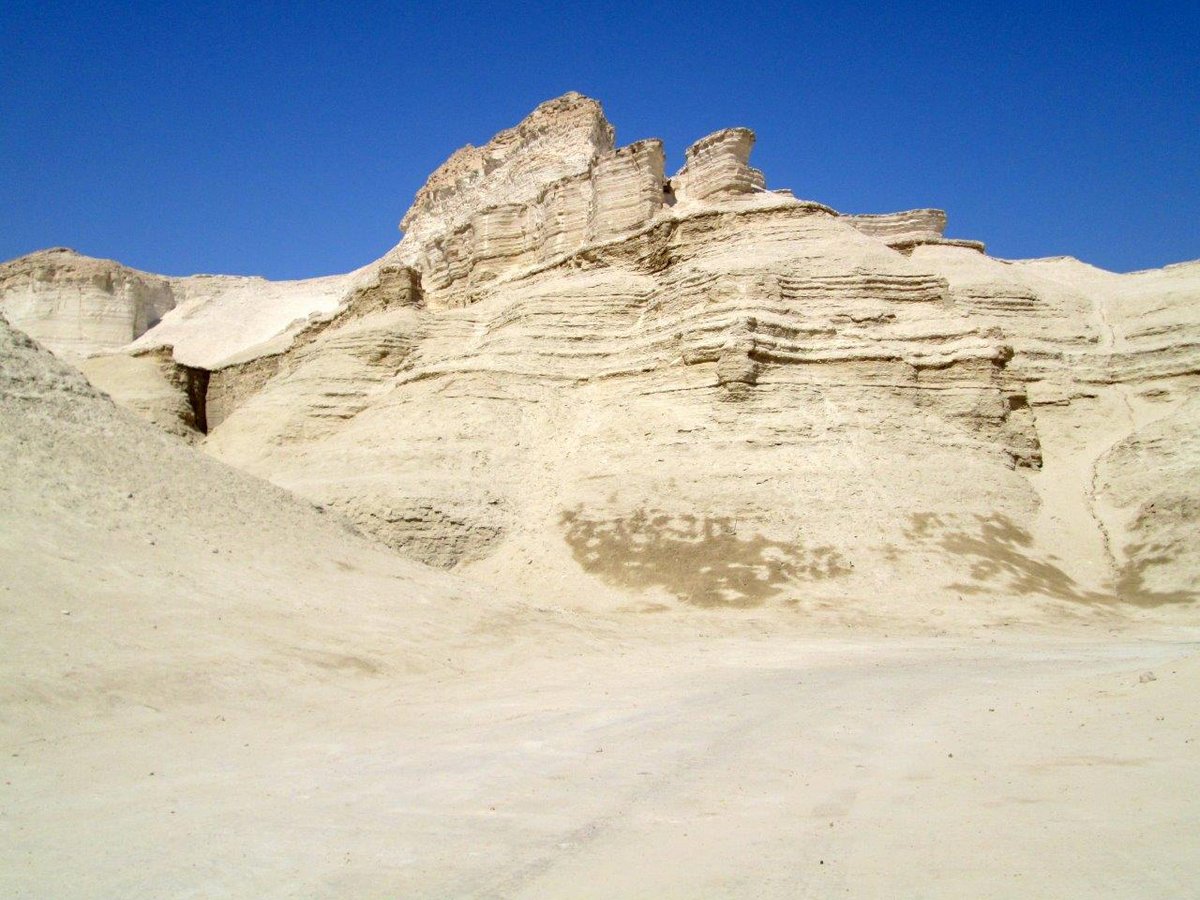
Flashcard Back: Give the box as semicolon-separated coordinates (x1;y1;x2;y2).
2;92;1197;899
3;316;1198;897
3;628;1198;898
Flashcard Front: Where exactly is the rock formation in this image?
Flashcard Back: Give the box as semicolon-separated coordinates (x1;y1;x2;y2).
0;248;175;359
2;92;1196;619
671;127;765;203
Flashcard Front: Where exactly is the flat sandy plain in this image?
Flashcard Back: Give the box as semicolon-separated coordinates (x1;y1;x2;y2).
5;624;1198;898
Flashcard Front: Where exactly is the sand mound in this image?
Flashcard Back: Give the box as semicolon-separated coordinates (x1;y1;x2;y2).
0;314;556;726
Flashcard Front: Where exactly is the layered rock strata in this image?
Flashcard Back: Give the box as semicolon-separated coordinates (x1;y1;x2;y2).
0;248;175;359
671;127;765;203
3;92;1196;617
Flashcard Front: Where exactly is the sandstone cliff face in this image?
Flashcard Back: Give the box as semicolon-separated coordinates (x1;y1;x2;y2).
672;127;765;203
0;248;176;359
4;93;1196;620
398;93;616;246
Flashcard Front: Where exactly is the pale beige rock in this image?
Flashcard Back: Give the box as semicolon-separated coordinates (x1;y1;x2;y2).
0;248;175;359
4;91;1200;897
3;312;1199;895
846;207;948;243
79;348;201;440
0;249;376;370
844;208;985;254
672;127;765;203
398;92;616;249
130;269;363;368
5;92;1197;617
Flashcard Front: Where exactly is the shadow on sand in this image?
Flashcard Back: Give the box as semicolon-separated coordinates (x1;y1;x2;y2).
905;512;1193;607
561;506;850;608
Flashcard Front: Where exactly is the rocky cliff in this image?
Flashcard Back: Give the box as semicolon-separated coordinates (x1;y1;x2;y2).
3;93;1196;620
0;248;175;359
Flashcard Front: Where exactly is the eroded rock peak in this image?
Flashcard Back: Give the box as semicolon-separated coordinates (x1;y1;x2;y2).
398;92;616;244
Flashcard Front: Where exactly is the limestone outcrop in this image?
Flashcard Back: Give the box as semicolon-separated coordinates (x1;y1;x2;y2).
391;137;668;300
0;248;175;359
3;93;1196;618
398;93;616;249
671;128;766;203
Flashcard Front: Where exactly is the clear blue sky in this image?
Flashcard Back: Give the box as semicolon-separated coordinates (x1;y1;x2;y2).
2;1;1197;277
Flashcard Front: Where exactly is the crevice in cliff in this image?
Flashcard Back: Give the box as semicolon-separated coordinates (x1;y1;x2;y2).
181;365;210;434
125;346;213;438
164;264;427;436
662;179;677;208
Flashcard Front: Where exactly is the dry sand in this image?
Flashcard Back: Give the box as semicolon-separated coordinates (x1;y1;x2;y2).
6;623;1199;896
2;314;1198;897
2;91;1198;897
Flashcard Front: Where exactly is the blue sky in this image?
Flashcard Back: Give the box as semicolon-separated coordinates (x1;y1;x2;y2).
2;1;1197;277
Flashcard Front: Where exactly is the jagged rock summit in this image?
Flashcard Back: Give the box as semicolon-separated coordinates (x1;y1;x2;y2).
3;92;1197;621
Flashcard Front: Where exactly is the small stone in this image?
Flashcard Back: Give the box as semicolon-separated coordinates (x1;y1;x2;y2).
1139;671;1157;684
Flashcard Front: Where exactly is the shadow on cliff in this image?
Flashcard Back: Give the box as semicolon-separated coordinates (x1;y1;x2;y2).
904;512;1193;607
560;507;850;608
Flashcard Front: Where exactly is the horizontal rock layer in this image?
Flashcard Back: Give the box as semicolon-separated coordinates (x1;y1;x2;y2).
5;92;1197;616
0;248;175;359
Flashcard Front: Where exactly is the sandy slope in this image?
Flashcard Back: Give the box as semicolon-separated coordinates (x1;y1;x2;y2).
3;315;1200;896
0;315;549;707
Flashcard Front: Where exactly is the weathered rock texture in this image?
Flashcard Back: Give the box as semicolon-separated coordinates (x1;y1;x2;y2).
0;248;175;359
3;93;1196;619
672;128;765;203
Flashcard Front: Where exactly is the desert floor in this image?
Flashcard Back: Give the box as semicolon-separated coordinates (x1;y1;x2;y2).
4;624;1197;899
3;320;1197;898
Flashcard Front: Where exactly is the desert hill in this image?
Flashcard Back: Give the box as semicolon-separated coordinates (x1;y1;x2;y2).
5;93;1192;619
2;94;1200;897
0;310;576;721
3;312;1199;895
